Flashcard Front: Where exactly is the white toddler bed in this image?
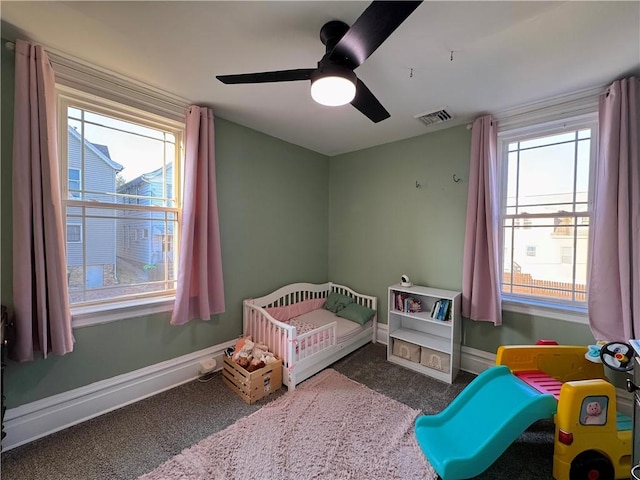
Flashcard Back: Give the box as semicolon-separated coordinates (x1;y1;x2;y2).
243;282;377;391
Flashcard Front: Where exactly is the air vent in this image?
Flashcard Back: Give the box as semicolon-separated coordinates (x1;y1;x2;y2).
415;108;452;127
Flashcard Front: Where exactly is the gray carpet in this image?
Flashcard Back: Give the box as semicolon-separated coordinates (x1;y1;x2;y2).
1;343;555;479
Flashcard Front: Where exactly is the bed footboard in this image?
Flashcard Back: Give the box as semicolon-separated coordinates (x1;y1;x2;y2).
243;300;296;369
295;322;337;361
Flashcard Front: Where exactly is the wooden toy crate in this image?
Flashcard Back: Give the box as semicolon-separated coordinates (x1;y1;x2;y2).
222;356;283;404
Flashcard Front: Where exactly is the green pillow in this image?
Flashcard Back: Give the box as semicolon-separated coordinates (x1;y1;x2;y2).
323;292;354;313
336;302;376;325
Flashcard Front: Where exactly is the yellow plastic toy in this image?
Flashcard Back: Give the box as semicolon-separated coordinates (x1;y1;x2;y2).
497;343;632;480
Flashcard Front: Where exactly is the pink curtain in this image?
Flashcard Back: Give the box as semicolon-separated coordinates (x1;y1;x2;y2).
462;116;502;325
171;106;225;325
12;39;74;360
588;76;640;341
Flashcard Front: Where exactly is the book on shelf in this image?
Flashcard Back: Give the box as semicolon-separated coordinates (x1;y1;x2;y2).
439;299;450;321
431;299;451;321
395;292;406;312
394;292;422;313
431;300;440;319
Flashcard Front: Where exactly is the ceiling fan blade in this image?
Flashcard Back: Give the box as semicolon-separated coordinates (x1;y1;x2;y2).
330;1;422;70
351;78;390;123
216;68;315;84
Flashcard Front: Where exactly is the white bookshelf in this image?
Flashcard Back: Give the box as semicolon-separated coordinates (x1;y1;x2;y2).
387;283;461;384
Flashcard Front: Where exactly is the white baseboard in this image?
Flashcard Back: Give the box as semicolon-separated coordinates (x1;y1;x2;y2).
3;339;236;451
460;345;496;375
5;330;634;451
375;323;388;344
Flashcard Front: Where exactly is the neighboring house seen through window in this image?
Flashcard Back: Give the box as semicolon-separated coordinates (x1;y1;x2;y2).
58;88;184;313
499;113;597;315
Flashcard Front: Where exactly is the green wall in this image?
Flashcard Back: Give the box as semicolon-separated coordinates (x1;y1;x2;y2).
328;125;596;355
1;44;329;407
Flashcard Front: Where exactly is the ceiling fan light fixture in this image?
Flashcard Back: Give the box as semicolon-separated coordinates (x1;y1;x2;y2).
310;67;356;107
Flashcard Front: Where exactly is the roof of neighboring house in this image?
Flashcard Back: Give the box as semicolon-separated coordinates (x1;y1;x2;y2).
117;163;172;192
68;126;124;172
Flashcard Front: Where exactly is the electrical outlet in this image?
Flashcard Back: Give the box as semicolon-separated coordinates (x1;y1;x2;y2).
199;358;217;375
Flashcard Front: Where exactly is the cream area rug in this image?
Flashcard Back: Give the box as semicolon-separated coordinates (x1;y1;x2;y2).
139;369;437;480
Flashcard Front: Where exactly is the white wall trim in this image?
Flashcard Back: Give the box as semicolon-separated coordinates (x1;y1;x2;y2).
71;295;175;328
3;339;236;451
47;48;189;123
376;322;388;344
5;333;632;451
494;84;603;131
460;345;496;375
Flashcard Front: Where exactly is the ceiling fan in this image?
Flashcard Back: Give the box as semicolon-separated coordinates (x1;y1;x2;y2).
216;1;423;123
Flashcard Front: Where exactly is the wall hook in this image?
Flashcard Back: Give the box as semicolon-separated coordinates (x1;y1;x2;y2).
452;174;462;183
415;180;422;188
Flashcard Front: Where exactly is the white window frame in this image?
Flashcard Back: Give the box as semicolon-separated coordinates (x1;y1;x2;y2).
497;112;598;324
57;85;184;327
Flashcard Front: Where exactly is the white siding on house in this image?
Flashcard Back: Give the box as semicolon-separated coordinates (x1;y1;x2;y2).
66;132;119;267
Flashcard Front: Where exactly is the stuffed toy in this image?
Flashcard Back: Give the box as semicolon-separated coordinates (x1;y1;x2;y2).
231;336;278;371
583;401;605;425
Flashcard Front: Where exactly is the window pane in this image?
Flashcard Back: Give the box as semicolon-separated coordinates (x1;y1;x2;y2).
83;121;164;185
575;226;589;301
84;111;166;141
576;139;591;193
577;128;591;139
514;204;575;216
68;107;82;120
519;131;575;150
66;107;176;206
506;151;518;206
66;208;177;305
502;225;514;293
502;222;584;302
518;142;576;201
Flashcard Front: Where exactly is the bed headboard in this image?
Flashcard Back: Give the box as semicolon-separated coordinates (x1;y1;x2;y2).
248;282;332;308
247;282;376;311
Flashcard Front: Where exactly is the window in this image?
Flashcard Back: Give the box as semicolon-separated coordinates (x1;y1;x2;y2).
58;87;183;313
499;114;597;313
68;168;81;198
66;224;82;243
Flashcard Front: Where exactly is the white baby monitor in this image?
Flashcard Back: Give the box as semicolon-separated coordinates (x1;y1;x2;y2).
400;275;412;287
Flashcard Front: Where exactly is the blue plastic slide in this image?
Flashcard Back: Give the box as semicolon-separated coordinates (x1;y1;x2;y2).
415;365;557;480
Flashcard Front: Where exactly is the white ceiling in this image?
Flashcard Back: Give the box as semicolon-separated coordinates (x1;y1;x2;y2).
2;1;639;156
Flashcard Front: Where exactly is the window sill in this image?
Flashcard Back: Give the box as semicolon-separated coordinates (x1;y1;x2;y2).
71;295;175;327
502;297;588;324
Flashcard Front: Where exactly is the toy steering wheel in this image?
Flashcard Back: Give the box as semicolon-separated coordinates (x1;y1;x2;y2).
599;342;634;372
